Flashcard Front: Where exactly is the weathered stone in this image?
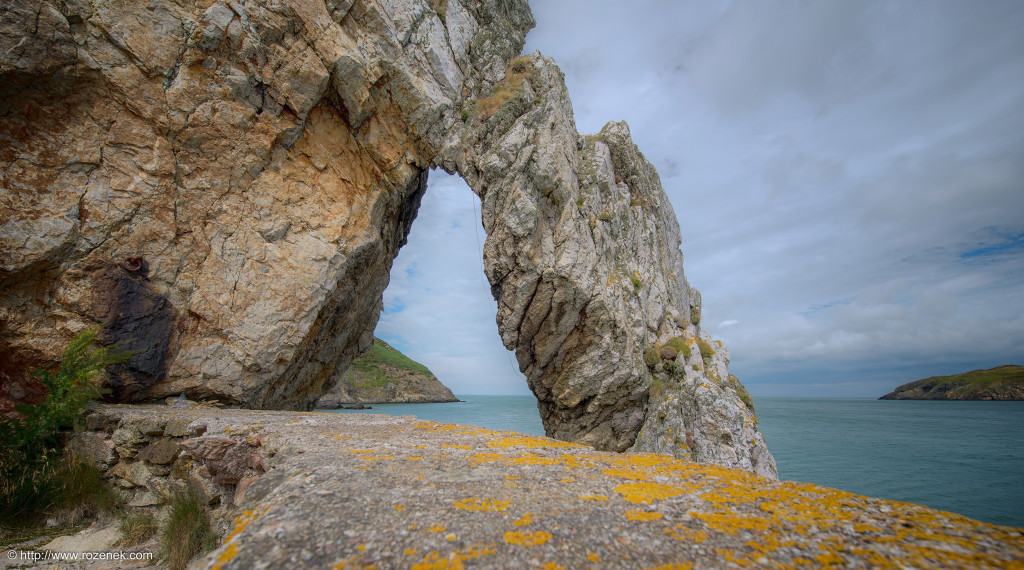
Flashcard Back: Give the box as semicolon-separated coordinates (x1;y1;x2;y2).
137;437;181;465
234;476;260;505
84;411;116;432
127;490;164;507
73;431;118;469
108;461;151;488
164;418;191;437
43;524;121;554
111;426;147;459
188;472;222;506
182;437;237;461
136;418;165;436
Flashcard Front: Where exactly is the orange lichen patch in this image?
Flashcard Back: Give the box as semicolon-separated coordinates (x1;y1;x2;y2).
470;453;505;464
578;494;608;501
506;455;560;466
505;475;521;480
446;533;456;541
487;434;580;449
210;542;239;570
614;482;686;504
540;562;565;570
454;497;509;512
504;530;552;546
224;506;269;544
645;564;693;570
430;524;446;532
442;444;472;450
358;454;395;461
626;510;664;521
404;548;420;556
411;546;496;570
664;525;708;543
602;468;652;481
561;478;574;482
394;504;405;511
513;512;534;526
405;457;423;461
587;553;600;562
342;449;377;454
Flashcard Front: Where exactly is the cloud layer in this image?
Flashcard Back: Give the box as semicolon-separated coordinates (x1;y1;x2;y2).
379;0;1024;397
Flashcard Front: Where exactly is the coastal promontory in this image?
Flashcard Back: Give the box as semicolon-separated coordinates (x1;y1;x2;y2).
879;365;1024;401
315;337;457;406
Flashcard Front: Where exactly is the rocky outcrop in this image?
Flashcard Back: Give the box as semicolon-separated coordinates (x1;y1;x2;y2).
880;365;1024;401
73;405;1024;570
1;0;771;473
0;0;532;410
315;337;457;405
436;55;775;475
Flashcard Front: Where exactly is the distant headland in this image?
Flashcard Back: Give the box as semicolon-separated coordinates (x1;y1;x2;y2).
879;365;1024;400
315;338;458;407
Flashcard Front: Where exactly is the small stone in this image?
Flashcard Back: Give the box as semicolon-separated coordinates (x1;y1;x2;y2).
137;418;165;436
182;437;237;461
138;437;182;465
164;419;191;437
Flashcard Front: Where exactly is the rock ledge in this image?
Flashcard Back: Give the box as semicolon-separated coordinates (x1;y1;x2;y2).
79;405;1024;569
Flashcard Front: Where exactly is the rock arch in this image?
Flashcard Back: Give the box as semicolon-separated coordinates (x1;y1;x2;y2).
0;0;774;476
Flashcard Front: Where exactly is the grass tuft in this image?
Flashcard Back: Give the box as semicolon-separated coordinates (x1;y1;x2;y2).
120;509;157;547
162;488;218;570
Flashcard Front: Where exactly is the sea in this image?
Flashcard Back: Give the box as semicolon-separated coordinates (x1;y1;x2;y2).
324;395;1024;528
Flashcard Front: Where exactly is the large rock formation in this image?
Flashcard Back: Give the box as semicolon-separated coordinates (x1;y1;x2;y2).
1;0;774;476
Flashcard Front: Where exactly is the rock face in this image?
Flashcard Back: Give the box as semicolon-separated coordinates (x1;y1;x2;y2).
1;0;774;475
880;365;1024;401
0;0;531;410
315;337;457;405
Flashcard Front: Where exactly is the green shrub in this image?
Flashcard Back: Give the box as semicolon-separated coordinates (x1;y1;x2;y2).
691;307;702;326
0;327;129;521
162;488;218;570
630;274;642;295
597;212;612;222
697;339;714;366
665;336;691;359
643;347;661;368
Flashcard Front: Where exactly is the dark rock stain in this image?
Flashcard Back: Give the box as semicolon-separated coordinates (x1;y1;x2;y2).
93;258;174;402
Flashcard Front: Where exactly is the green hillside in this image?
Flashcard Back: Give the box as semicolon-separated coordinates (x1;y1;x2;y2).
879;365;1024;400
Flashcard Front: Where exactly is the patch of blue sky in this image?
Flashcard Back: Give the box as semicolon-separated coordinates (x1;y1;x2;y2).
382;298;405;315
959;231;1024;260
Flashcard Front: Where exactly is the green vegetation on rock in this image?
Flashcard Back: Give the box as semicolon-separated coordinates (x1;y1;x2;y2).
0;327;129;522
351;338;434;378
318;338;457;405
879;365;1024;400
162;487;218;570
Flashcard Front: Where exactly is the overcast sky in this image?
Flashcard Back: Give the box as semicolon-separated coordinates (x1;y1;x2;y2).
375;0;1024;397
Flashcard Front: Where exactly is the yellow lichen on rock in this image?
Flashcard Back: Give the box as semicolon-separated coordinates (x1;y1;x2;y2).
614;482;686;504
504;530;552;546
453;497;510;512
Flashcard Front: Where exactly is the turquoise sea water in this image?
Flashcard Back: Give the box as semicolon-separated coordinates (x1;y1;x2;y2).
325;396;1024;528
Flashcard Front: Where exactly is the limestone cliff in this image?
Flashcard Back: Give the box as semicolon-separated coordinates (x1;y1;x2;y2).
1;0;774;476
315;337;457;405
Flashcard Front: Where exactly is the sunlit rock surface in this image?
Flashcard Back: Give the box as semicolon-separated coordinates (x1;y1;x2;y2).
2;0;771;473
